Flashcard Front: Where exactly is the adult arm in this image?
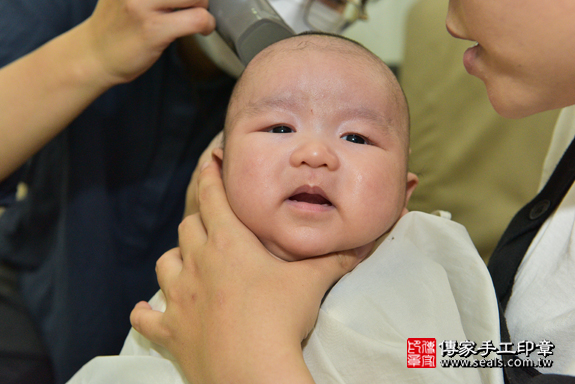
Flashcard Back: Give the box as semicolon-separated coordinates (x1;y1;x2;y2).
131;159;365;383
0;0;215;181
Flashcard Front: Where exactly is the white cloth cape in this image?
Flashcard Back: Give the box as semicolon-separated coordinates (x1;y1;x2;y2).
68;211;503;384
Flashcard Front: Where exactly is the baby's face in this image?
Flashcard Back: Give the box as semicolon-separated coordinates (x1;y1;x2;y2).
218;38;417;261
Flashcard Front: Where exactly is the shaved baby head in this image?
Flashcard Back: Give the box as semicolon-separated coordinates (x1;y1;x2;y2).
214;31;418;261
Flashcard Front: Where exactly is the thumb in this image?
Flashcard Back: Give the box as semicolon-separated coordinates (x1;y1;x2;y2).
130;301;170;345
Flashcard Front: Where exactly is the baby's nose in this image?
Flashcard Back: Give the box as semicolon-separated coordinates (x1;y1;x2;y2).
289;139;340;170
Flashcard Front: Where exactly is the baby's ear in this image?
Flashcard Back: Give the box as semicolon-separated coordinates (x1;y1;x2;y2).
399;172;419;218
404;172;419;206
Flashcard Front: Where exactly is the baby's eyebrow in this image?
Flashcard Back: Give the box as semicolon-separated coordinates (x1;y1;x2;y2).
340;106;392;130
235;95;395;132
238;95;304;119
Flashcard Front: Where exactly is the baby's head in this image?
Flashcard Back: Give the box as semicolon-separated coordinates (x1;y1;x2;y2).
213;33;418;261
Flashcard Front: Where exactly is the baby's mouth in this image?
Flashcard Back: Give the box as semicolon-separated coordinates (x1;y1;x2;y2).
288;185;333;207
289;193;332;206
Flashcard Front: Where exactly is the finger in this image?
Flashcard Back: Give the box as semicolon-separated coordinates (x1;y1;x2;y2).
196;160;243;235
130;302;170;344
150;0;209;10
178;213;207;257
183;133;223;218
183;173;199;218
132;300;152;311
155;248;184;291
162;7;216;37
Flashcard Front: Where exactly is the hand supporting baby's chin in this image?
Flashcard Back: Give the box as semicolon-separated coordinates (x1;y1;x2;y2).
264;241;373;271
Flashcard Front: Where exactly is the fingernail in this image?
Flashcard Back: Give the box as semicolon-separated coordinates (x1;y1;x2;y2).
200;160;211;172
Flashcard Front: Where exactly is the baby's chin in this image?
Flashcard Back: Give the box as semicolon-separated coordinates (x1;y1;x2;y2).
263;240;375;262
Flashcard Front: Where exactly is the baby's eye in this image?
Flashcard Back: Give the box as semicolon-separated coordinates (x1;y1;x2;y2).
341;134;368;145
269;125;293;133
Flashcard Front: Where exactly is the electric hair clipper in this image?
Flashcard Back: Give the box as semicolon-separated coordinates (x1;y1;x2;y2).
209;0;295;65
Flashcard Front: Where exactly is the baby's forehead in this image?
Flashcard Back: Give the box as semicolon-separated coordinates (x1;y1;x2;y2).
225;35;409;142
237;38;396;105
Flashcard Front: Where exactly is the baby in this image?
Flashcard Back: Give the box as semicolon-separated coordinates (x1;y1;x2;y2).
214;31;417;263
68;33;502;384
